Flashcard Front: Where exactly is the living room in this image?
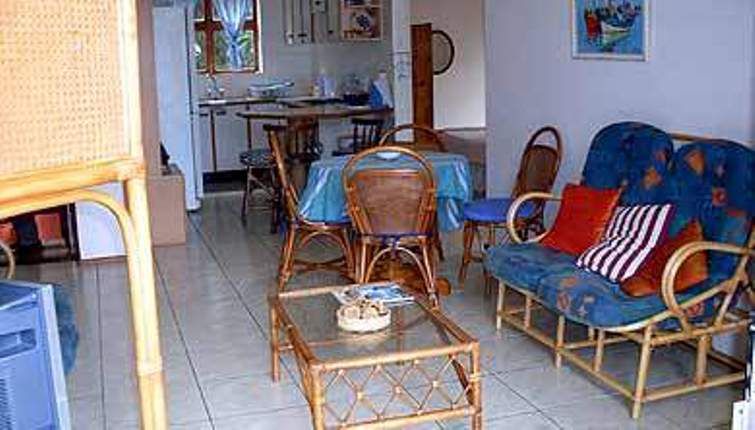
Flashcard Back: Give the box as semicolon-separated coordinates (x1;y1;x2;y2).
0;1;753;429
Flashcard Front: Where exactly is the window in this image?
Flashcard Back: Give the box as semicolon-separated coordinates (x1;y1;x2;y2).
194;0;260;74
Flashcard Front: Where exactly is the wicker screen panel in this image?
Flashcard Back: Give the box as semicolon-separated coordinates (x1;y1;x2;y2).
0;0;135;178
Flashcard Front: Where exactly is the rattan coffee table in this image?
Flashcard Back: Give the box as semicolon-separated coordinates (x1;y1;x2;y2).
269;283;482;429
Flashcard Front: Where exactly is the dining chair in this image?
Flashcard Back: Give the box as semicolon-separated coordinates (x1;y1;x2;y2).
379;123;447;260
379;123;448;153
239;139;276;229
342;146;439;306
283;118;323;192
332;117;385;157
265;125;353;291
458;125;563;289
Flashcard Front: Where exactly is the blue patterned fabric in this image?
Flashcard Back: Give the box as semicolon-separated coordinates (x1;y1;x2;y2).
298;152;473;232
463;198;537;223
663;140;754;279
582;122;674;205
485;244;578;293
239;148;273;168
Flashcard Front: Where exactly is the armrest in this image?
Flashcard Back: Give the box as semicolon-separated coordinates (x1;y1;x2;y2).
660;241;754;320
506;192;561;244
0;240;14;279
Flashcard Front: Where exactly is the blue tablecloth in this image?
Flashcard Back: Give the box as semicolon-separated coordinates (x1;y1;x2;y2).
298;152;472;231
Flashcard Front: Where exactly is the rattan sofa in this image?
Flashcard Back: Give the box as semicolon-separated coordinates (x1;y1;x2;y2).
484;122;754;418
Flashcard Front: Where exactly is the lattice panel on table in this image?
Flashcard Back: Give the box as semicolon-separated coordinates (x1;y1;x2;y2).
322;354;474;427
0;0;134;178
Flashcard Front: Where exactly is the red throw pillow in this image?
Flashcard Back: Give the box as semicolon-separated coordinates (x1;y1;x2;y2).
621;220;708;297
541;184;622;256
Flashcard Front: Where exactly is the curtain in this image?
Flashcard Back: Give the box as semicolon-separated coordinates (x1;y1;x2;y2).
213;0;251;70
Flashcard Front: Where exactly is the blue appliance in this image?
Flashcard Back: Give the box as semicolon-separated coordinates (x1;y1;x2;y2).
0;281;70;429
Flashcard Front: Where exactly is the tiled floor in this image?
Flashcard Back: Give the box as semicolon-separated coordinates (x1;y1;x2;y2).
19;194;741;429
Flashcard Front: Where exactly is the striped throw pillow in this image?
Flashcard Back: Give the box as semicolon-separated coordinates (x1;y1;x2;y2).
576;204;674;283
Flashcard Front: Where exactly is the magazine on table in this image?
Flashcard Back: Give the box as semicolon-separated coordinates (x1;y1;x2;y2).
333;283;414;307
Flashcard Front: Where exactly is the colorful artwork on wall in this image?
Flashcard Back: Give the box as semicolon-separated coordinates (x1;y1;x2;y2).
572;0;649;61
341;0;382;41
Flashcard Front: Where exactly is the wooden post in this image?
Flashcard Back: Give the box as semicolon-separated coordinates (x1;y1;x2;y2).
269;304;281;382
496;282;506;331
555;315;566;368
471;342;483;429
594;330;606;372
632;326;654;420
124;177;167;429
310;367;326;430
695;335;711;385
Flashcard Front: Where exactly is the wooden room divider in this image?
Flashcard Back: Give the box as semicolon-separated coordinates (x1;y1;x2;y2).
1;1;167;428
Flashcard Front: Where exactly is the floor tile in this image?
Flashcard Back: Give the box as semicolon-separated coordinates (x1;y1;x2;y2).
497;365;616;409
202;375;307;420
542;395;679;429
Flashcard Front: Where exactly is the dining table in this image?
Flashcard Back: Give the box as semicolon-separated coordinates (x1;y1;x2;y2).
298;151;473;232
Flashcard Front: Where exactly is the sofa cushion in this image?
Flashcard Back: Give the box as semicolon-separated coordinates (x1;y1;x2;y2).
540;184;622;256
535;265;721;328
582;122;674;205
485;243;576;293
621;220;708;297
664;141;754;280
576;204;674;282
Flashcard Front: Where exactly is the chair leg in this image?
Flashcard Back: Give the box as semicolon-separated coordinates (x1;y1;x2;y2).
458;222;475;289
278;225;297;291
421;243;439;307
241;167;252;222
337;228;355;281
483;225;496;294
434;226;445;262
632;327;654;420
496;282;506;331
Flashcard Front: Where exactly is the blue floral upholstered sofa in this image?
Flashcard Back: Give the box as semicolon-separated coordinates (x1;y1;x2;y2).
484;122;754;418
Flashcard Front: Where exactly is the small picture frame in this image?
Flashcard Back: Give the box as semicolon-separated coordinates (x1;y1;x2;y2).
572;0;650;61
341;0;382;41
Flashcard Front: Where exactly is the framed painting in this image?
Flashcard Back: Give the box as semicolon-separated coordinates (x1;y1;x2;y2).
341;0;382;41
572;0;650;61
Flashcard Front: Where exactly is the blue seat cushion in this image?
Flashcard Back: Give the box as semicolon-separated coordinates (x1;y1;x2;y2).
536;268;723;328
484;243;576;293
463;198;536;223
485;243;723;328
239;149;273;168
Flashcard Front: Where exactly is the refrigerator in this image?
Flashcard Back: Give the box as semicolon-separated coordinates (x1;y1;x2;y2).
153;2;203;211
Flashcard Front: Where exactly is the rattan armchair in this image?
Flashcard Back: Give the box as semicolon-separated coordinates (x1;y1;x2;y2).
265;125;353;291
342;146;440;305
458;126;563;289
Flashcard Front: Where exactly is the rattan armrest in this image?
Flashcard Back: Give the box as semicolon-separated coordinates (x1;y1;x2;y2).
0;240;14;279
506;192;561;244
660;241;754;319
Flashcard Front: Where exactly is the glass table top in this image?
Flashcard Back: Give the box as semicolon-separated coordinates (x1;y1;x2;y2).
274;286;470;363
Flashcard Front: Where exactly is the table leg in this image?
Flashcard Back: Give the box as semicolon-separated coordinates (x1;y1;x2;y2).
471;342;482;429
269;304;281;382
310;367;326;430
209;110;218;172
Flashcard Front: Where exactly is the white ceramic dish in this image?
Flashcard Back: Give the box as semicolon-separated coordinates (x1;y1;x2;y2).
337;302;391;333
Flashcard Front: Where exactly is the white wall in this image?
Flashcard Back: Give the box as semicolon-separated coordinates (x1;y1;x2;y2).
411;0;485;128
485;0;755;197
198;0;394;171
